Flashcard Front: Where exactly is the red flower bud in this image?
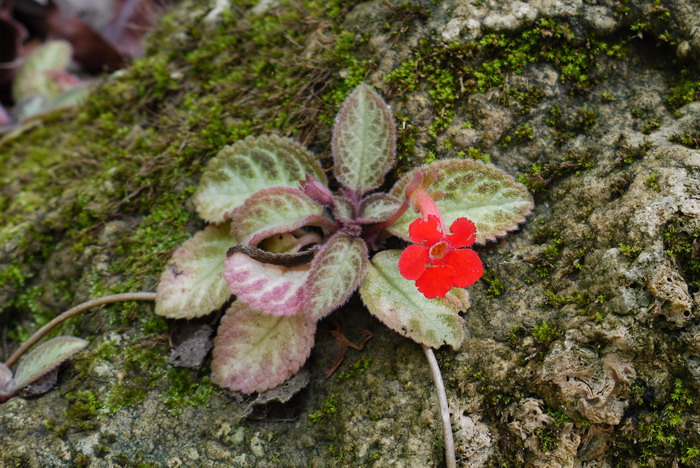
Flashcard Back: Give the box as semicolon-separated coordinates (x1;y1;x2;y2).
300;174;334;206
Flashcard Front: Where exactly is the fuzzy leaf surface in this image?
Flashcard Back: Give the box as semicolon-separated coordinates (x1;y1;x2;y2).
332;84;396;194
211;301;316;394
12;336;88;391
333;196;355;222
224;249;310;316
155;224;233;319
389;159;533;244
230;187;335;246
358;193;402;223
359;250;467;349
194;135;327;223
303;234;368;322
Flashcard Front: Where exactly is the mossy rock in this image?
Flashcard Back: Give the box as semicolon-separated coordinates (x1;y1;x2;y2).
2;0;700;466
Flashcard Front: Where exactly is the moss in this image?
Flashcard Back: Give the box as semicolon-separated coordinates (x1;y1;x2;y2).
645;173;661;192
337;357;372;381
613;134;651;167
517;149;594;193
455;146;490;163
611;378;700;466
663;218;700;293
384;17;626;153
513;123;534;142
104;340;169;412
386;59;419;92
669;128;700;150
532;321;558;349
45;389;104;436
308;393;339;426
73;453;91;467
161;369;218;415
618;243;642;258
642;118;661;135
666;70;700;113
482;269;504;298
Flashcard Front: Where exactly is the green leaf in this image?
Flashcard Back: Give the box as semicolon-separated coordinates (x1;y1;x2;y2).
303;234;368;322
332;84;396;194
359;250;468;349
389;159;533;244
231;186;336;246
155;224;234;319
12;336;88;391
13;40;73;102
194;135;327;223
211;301;316;394
358;193;401;223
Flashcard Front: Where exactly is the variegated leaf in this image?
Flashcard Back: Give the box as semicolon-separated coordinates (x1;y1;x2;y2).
211;301;316;394
358;193;402;224
224;249;310;316
194;135;327;223
0;364;12;392
359;250;467;349
230;187;336;246
303;234;368;322
332;84;396;194
12;336;88;391
333;196;355;222
155;224;234;319
13;40;73;102
389;159;533;244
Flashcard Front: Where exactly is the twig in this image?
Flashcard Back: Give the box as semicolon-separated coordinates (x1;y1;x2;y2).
423;345;456;468
6;292;156;368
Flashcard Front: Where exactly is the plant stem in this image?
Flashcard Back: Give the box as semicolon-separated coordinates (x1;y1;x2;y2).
423;345;456;468
6;292;157;368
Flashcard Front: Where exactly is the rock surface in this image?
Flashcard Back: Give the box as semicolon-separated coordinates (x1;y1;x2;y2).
1;0;700;466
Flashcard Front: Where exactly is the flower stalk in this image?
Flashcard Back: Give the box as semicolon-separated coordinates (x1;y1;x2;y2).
423;345;457;468
5;293;156;368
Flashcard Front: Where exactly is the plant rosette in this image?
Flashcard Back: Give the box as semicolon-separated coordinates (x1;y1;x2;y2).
154;84;534;394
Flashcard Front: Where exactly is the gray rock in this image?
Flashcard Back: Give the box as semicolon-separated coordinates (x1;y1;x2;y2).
1;0;700;466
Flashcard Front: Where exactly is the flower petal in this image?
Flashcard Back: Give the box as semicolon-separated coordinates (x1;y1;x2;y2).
398;244;429;280
447;217;477;248
444;249;483;288
409;215;443;245
415;266;455;299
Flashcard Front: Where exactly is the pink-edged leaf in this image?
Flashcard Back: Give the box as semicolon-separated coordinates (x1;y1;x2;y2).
11;336;88;392
303;234;368;322
194;135;327;223
332;84;397;194
211;301;316;394
224;249;310;316
359;250;467;349
358;192;402;224
155;224;233;319
230;186;337;246
389;159;533;244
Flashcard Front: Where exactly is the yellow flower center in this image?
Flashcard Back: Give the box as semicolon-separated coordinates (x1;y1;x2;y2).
429;241;449;262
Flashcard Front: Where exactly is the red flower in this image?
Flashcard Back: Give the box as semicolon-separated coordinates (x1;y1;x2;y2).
398;215;483;299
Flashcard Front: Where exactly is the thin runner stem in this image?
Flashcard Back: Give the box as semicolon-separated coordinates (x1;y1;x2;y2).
6;292;157;368
423;345;457;468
